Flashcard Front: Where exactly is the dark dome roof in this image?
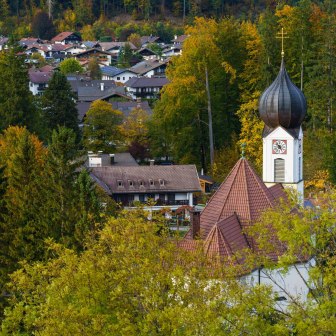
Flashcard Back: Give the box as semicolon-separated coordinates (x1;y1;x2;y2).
259;58;306;129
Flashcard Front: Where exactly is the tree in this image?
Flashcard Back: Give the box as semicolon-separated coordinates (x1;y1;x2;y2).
119;108;150;161
127;33;142;48
31;10;56;40
41;71;80;138
0;47;38;133
88;57;102;80
0;127;48;314
117;43;133;68
59;58;83;75
151;17;240;170
83;100;123;153
1;209;284;335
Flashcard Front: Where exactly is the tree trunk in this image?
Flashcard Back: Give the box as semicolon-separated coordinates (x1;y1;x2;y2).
205;65;214;167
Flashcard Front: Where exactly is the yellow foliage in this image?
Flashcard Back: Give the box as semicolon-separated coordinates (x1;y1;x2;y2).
305;169;330;192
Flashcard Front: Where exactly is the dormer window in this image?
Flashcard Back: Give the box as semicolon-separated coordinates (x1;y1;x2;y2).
117;180;123;187
159;179;164;186
139;180;144;187
149;179;154;186
129;180;134;187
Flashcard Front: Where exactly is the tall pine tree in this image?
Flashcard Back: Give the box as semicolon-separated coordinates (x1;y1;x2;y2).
41;71;80;139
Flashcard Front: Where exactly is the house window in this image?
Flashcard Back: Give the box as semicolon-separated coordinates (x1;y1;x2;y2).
117;180;123;187
149;179;154;186
123;77;125;80
129;180;134;187
139;194;145;202
117;77;120;80
274;159;285;182
159;179;164;186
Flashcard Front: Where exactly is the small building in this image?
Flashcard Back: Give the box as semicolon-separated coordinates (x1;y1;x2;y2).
75;48;114;67
129;59;168;77
101;66;137;83
51;32;81;45
125;77;169;100
29;70;53;96
88;152;201;211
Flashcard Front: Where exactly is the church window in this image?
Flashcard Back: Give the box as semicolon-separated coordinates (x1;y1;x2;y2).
274;158;285;182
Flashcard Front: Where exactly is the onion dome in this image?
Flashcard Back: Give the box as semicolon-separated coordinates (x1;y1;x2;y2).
259;58;306;129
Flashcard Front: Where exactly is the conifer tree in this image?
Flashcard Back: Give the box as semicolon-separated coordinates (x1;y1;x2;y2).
41;71;80;139
0;48;38;133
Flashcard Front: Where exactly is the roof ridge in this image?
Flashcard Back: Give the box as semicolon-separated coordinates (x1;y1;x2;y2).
246;160;275;207
242;159;252;221
205;159;242;221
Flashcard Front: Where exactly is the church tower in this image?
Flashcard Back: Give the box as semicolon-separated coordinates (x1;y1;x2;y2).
259;52;307;200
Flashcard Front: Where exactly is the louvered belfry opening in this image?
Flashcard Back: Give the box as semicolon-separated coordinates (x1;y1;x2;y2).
274;158;285;182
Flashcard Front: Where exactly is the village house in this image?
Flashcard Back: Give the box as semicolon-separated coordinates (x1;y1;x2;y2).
101;66;137;83
129;59;168;77
88;152;201;212
51;31;81;45
125;76;169;100
28;69;53;95
74;48;114;67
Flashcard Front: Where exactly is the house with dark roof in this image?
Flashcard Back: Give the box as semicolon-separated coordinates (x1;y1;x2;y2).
29;69;53;95
51;31;81;45
99;42;137;56
140;35;163;47
129;59;168;77
101;66;137;83
125;77;169;99
111;100;152;118
74;48;114;66
88;153;201;211
137;47;159;60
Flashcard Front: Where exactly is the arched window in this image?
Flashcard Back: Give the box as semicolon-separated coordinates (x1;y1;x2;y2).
274;158;285;182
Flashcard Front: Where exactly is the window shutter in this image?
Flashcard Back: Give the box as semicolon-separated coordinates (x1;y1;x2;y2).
274;158;285;182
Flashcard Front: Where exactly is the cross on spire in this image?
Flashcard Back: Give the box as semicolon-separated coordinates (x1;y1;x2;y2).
276;28;288;58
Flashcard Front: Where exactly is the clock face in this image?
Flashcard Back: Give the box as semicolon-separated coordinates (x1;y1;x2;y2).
272;140;287;154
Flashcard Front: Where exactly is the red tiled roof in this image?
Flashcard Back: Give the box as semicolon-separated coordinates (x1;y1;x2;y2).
182;158;286;263
51;31;76;42
200;158;277;239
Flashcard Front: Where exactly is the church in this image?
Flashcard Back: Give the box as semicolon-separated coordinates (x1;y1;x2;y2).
180;50;312;302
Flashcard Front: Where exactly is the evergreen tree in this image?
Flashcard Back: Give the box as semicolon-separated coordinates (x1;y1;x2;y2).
44;127;83;246
0;48;38;133
31;10;56;40
41;71;80;139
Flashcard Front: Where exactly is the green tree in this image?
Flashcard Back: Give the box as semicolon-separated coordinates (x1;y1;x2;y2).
59;58;83;75
117;43;133;68
31;10;56;40
83;100;123;152
0;127;48;313
2;209;283;335
0;48;38;133
41;71;80;138
88;57;102;80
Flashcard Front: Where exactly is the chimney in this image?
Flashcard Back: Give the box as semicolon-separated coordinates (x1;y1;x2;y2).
190;209;201;239
109;153;115;165
149;159;155;166
100;82;104;91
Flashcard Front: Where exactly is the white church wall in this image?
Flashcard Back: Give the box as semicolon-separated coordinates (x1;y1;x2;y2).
241;259;315;309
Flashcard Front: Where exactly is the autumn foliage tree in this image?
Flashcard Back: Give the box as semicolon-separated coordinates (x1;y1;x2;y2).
83;100;123;153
